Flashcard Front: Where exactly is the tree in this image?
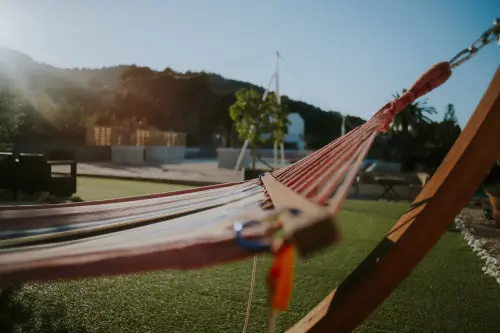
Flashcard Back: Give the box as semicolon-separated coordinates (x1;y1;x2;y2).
283;97;343;149
0;86;26;150
269;93;290;163
391;89;437;135
443;103;457;123
386;89;438;170
437;103;461;148
111;67;220;146
229;88;275;169
45;85;106;143
399;103;462;172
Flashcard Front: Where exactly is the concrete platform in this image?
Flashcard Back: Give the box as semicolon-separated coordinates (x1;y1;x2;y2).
51;160;277;186
51;160;420;201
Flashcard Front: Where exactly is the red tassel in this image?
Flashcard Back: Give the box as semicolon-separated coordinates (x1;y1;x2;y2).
267;244;295;311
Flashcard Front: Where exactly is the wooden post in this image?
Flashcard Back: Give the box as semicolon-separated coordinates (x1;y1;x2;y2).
286;65;500;333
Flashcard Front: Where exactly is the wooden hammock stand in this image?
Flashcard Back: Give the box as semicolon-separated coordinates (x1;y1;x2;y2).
268;65;499;332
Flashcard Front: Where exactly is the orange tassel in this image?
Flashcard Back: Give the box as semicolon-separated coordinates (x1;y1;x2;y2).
267;244;296;311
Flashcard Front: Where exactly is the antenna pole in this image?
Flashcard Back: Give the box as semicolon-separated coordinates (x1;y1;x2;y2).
341;113;346;136
273;52;279;165
275;51;280;104
234;56;278;173
275;51;285;166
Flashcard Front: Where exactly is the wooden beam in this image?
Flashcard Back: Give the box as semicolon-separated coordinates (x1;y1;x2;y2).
261;173;321;214
286;65;500;333
260;173;340;257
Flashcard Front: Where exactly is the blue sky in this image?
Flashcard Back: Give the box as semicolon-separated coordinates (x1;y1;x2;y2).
0;0;499;127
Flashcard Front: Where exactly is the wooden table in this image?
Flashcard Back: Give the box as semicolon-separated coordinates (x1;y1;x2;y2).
373;176;411;201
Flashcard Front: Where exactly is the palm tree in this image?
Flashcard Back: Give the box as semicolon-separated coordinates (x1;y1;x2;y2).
390;89;437;136
437;103;461;147
443;103;458;123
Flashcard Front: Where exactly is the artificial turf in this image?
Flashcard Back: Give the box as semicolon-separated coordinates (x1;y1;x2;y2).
1;177;499;332
74;176;193;201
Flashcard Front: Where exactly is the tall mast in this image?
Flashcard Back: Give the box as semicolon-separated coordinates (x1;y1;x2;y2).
274;51;285;165
341;113;346;136
275;51;280;105
234;51;285;171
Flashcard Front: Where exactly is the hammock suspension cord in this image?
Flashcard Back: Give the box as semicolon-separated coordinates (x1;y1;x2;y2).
242;255;258;333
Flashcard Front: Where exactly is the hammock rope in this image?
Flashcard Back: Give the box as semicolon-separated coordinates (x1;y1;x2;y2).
242;255;258;333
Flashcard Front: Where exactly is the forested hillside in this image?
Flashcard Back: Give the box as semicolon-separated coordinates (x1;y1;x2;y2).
0;47;362;148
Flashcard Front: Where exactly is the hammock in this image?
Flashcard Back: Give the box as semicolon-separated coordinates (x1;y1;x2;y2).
0;62;452;284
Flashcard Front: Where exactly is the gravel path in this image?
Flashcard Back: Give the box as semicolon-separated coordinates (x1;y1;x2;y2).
455;205;500;284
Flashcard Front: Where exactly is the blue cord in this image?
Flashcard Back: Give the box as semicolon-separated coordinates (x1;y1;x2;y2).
234;220;272;252
233;209;303;252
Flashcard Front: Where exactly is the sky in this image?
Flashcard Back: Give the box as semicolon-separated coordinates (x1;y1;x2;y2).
0;0;498;128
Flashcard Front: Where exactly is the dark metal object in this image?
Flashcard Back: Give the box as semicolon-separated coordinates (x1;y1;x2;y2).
449;18;500;69
0;151;77;199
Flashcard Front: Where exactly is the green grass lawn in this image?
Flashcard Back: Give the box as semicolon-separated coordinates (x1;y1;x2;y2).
1;177;499;333
74;176;193;201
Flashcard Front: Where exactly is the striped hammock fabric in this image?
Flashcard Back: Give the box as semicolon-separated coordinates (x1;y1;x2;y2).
0;62;451;285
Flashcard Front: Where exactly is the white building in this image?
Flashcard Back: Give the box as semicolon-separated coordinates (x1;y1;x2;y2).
260;112;306;151
285;113;306;150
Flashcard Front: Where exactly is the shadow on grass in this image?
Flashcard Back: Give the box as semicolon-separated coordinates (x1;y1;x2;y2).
0;285;84;333
0;285;31;333
0;192;85;206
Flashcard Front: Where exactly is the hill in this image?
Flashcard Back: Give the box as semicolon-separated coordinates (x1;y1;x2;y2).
0;47;365;148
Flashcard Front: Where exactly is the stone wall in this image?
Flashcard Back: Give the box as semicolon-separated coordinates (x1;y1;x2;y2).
144;146;186;164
